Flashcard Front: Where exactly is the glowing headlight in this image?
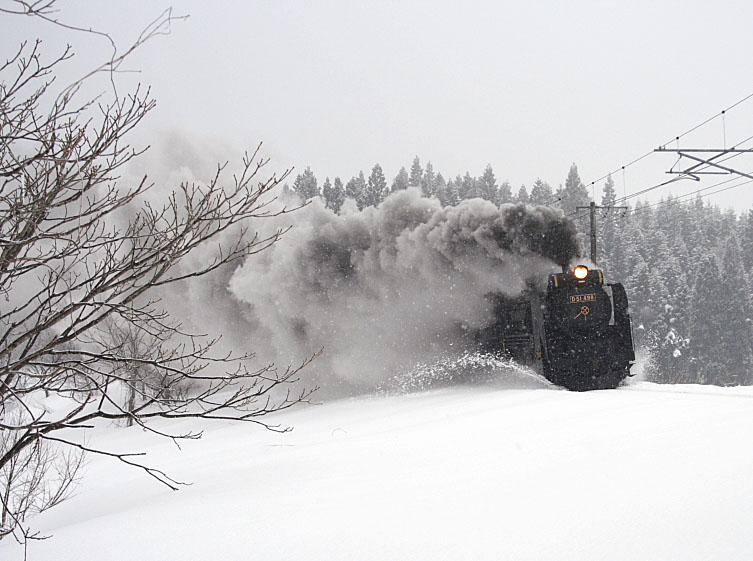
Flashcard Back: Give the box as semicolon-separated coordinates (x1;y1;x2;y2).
573;265;589;280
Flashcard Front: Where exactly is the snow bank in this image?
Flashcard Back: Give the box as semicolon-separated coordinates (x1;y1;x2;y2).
4;381;753;561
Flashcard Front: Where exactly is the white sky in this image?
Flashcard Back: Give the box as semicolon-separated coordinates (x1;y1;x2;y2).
4;0;753;212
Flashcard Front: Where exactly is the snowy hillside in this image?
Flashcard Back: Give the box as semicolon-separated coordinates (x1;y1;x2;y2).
3;375;753;561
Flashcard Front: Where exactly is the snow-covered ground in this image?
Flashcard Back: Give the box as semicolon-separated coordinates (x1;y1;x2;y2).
4;374;753;561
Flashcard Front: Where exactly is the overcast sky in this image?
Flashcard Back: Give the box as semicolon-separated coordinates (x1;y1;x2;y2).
4;0;753;211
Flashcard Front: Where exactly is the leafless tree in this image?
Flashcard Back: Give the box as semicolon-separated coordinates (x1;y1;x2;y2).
1;409;84;542
0;1;315;543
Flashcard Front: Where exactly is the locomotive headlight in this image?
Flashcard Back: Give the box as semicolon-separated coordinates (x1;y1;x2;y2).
573;265;589;280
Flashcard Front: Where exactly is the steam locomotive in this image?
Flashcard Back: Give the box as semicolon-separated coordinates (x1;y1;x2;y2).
480;265;635;391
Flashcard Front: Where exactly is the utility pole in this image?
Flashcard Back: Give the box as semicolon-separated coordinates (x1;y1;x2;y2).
576;201;628;264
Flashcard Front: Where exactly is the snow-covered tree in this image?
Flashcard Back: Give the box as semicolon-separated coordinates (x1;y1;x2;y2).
477;164;498;203
529;178;553;206
650;255;691;383
421;161;437;198
408;156;423;190
687;255;726;384
293;167;320;201
433;173;448;204
346;171;368;210
459;172;478;200
391;166;409;192
559;163;591;217
322;177;333;206
718;234;753;385
739;208;753;275
516;185;529;204
365;163;388;208
598;175;618;272
328;177;346;213
627;255;666;352
686;195;712;262
438;178;460;207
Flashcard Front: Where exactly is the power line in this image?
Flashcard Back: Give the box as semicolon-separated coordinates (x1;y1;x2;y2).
572;166;753;222
576;201;628;262
580;130;753;220
584;90;753;195
630;177;753;215
608;136;753;205
565;91;753;224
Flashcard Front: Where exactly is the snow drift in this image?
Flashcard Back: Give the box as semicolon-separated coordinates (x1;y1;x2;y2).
5;382;753;561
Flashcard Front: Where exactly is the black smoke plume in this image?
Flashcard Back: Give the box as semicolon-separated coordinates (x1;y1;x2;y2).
226;188;580;396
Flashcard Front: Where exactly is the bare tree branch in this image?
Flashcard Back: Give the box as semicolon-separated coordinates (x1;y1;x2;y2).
0;0;314;543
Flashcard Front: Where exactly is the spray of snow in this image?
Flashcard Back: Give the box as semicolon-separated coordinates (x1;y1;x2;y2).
376;351;553;394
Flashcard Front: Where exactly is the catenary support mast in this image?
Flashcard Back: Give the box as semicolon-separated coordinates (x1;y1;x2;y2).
576;201;628;264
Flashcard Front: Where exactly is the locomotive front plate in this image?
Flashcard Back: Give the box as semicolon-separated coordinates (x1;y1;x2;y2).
570;293;596;303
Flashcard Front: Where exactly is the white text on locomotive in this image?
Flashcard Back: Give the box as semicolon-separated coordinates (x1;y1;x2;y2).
570;293;596;303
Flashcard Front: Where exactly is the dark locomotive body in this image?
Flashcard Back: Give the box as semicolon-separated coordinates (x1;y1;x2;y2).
481;266;635;391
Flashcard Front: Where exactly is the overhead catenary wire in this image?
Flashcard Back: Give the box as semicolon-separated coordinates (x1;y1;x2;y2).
630;177;753;215
569;157;753;223
612;133;753;206
572;173;752;222
583;90;753;199
564;91;753;224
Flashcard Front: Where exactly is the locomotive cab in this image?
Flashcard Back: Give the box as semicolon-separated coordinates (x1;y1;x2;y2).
542;265;635;390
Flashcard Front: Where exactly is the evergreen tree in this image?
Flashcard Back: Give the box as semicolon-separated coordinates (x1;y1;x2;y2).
529;178;553;206
651;255;691;383
627;255;666;352
667;238;691;342
598;175;618;272
659;198;692;275
391;166;409;192
345;171;367;210
655;195;675;241
646;229;670;272
634;202;657;261
718;234;753;385
364;163;388;208
292;167;319;201
498;181;513;205
740;209;753;275
408;156;423;189
559;163;590;216
322;177;333;208
434;173;449;205
687;254;726;384
618;209;646;279
720;208;738;244
516;184;529;204
421;161;437;198
686;195;711;261
606;206;636;281
440;178;460;207
329;177;346;213
477;164;498;203
459;172;477;200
